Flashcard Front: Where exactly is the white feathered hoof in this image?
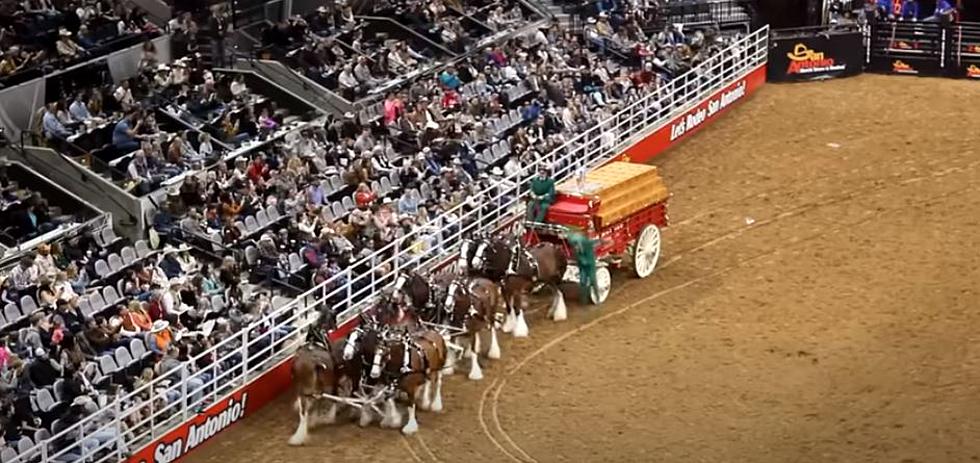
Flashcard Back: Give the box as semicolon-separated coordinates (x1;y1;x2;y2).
513;311;529;338
358;407;373;427
468;352;484;381
401;406;419;435
501;312;516;333
288;411;309;446
552;292;567;322
487;328;502;360
430;374;444;413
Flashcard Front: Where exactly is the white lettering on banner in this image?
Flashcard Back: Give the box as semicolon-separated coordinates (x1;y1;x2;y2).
147;394;249;463
668;80;748;142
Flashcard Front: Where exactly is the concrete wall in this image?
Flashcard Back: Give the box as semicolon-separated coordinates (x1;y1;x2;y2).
234;58;352;116
10;147;146;240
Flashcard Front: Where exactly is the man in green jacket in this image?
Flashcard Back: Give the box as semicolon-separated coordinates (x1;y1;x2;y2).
567;230;598;304
527;165;556;223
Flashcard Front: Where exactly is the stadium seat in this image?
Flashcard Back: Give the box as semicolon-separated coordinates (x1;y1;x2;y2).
0;313;6;330
34;388;56;412
97;355;120;377
100;228;121;247
4;304;22;325
266;205;281;222
244;245;258;266
288;253;305;273
32;429;50;452
381;177;393;195
331;202;345;219
342;196;355;211
102;286;123;307
244;216;260;233
89;291;108;314
16;437;33;460
134;239;154;258
19;296;38;316
52;379;67;403
107;253;125;273
120;246;139;265
1;446;18;463
235;221;248;236
129;337;149;360
211;295;226;313
114;346;135;369
322;206;335;222
256;209;270;228
78;296;95;319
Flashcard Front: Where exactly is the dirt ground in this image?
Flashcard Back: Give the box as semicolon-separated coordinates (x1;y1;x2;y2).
187;74;980;463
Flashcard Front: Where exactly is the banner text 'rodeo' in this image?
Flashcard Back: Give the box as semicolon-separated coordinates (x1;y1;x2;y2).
669;80;747;142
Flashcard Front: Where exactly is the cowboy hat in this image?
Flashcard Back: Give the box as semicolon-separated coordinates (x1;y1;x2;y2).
490;167;504;176
150;320;170;333
58;28;72;36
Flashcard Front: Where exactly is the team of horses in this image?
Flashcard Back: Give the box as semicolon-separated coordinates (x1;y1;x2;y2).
288;232;569;443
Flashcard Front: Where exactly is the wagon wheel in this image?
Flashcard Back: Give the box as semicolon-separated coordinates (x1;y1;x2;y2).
632;225;662;279
589;266;612;305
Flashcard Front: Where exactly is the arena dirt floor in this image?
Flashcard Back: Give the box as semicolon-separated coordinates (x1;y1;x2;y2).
188;74;980;463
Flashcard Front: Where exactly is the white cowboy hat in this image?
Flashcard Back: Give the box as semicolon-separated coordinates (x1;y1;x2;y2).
58;28;72;36
150;320;170;333
343;112;355;119
156;64;170;71
490;167;504;176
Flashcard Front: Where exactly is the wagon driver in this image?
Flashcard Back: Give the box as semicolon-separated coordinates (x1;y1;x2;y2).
566;229;599;304
527;165;556;223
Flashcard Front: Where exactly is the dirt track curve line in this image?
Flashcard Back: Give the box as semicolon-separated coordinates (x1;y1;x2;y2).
481;171;980;462
401;436;425;463
491;378;538;463
476;377;526;463
413;433;443;463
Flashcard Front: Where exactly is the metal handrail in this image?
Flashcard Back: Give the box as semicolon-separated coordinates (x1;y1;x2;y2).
22;25;769;463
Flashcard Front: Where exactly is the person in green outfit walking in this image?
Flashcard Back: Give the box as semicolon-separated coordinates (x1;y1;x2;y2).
527;165;556;223
566;230;599;304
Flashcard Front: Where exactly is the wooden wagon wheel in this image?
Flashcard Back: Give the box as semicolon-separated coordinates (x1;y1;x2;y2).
632;225;662;279
589;266;612;305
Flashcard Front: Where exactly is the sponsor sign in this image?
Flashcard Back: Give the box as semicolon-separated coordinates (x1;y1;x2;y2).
127;360;294;463
767;31;864;82
614;65;766;164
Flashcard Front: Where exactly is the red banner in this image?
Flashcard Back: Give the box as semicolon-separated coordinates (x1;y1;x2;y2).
126;63;767;462
615;64;767;164
127;359;294;463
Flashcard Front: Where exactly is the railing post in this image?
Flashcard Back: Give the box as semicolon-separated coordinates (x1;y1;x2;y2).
114;395;124;461
241;328;250;386
393;238;400;280
345;267;353;310
149;383;156;439
181;364;189;421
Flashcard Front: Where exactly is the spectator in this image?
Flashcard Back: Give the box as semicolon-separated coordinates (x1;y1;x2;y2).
112;111;143;153
146;319;173;354
42;102;72;141
56;28;86;59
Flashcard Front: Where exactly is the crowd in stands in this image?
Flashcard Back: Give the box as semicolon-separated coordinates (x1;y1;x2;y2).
2;0;747;458
0;221;294;459
0;0;161;86
0;165;78;247
39;39;304;196
262;0;534;101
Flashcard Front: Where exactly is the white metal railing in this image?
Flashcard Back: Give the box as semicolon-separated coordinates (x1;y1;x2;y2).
27;26;769;463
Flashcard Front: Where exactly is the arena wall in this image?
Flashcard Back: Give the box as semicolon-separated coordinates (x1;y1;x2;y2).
125;62;769;463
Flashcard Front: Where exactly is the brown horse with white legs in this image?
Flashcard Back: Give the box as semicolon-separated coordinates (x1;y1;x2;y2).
465;236;567;337
438;276;506;380
363;329;448;434
289;311;350;446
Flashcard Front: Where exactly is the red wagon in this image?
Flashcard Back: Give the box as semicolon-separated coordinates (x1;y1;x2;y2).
523;161;670;304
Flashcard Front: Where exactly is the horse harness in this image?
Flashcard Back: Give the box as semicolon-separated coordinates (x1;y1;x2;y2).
507;242;540;282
